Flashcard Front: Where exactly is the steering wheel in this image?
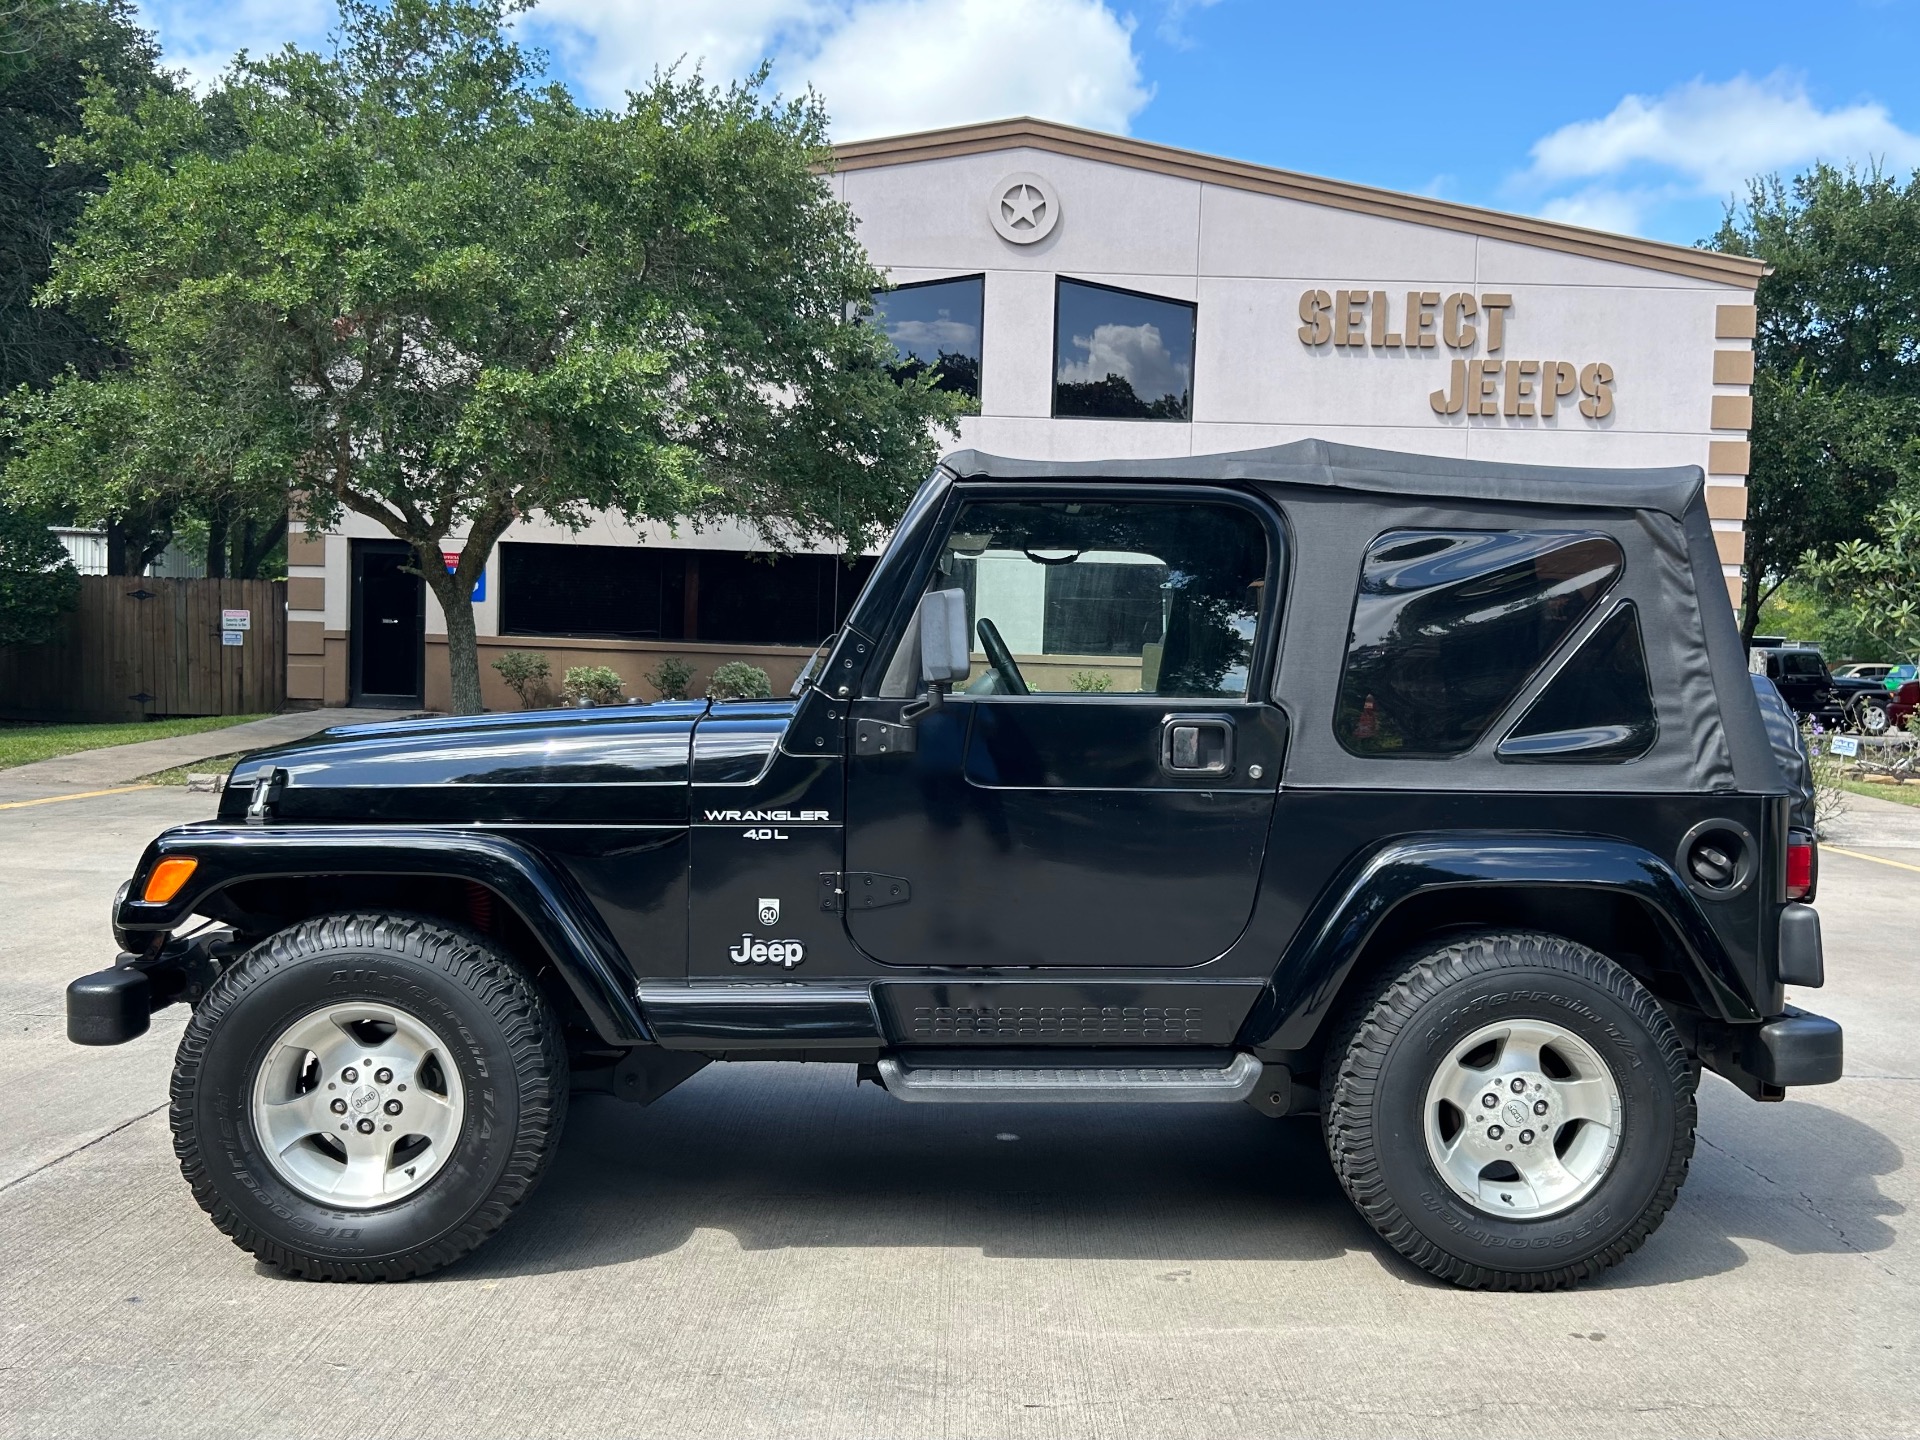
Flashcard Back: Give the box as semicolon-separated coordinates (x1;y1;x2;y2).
975;617;1029;695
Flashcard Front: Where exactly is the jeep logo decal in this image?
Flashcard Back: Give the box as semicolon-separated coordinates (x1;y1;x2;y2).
730;935;805;968
703;809;830;823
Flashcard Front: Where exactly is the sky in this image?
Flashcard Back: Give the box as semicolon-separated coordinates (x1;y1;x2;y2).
130;0;1920;246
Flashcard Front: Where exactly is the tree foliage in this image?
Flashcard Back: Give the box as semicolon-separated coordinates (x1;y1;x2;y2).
28;0;961;711
1801;496;1920;661
0;497;78;645
1710;165;1920;641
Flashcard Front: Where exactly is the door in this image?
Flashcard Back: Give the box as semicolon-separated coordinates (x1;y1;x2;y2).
351;540;424;706
843;491;1287;969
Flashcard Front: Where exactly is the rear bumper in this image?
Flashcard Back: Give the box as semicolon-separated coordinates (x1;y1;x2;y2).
1699;1005;1843;1099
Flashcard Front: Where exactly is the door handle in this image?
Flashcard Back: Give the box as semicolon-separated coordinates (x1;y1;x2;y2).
1161;716;1233;775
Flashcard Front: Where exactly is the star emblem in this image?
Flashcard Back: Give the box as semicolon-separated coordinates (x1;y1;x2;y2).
1001;183;1045;229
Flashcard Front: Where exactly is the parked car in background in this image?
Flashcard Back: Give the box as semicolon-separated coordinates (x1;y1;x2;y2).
1748;644;1846;725
1885;664;1918;692
1843;664;1920;735
1889;678;1920;733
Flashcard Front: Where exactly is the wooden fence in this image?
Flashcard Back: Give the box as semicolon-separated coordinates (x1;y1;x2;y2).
0;577;286;723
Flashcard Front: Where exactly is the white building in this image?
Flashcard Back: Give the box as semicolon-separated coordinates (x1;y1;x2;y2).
286;118;1760;711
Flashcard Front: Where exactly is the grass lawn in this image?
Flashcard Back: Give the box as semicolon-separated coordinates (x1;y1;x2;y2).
141;751;253;786
0;715;268;771
1837;777;1920;809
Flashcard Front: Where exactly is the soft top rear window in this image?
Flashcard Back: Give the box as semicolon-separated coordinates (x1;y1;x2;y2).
1335;529;1623;758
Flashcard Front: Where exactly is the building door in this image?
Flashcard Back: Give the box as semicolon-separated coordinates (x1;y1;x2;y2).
841;491;1287;969
351;540;424;706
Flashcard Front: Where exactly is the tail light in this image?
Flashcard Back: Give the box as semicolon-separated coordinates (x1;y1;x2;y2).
1786;836;1815;901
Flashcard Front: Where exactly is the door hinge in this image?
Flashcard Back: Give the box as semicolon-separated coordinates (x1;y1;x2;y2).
853;717;916;755
818;872;912;913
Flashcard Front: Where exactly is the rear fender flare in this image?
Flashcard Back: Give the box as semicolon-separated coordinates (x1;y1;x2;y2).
1244;833;1754;1052
116;825;650;1043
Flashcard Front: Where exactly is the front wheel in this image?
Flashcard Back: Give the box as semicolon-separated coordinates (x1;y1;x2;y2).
1855;696;1892;736
171;914;567;1280
1323;930;1695;1290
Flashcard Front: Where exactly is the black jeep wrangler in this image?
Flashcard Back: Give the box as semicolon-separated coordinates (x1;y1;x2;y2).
68;440;1840;1291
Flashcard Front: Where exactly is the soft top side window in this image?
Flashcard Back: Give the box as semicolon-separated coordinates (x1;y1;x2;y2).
881;497;1271;699
1497;602;1657;763
1335;529;1623;758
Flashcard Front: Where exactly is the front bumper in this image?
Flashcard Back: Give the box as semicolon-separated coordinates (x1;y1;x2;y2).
66;931;228;1046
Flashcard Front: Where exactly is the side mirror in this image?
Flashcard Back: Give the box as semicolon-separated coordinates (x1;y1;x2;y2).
917;589;970;686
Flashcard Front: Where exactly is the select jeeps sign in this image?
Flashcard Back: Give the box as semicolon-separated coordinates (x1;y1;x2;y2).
1296;289;1615;421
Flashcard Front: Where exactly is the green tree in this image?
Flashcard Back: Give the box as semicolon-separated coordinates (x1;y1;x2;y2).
1801;496;1920;661
1711;166;1920;640
30;0;960;712
0;0;165;394
0;497;79;644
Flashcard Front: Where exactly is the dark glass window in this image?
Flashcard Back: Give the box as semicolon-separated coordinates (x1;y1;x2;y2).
1498;604;1657;763
500;542;686;640
501;542;873;646
1053;278;1196;420
1335;529;1623;757
923;499;1269;697
694;552;877;645
868;275;983;399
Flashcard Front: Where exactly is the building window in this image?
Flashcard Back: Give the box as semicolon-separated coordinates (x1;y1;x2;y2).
867;275;983;400
1053;278;1196;420
499;542;875;647
1334;529;1623;758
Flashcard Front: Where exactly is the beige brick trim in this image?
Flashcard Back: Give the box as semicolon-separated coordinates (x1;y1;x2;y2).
1724;574;1744;612
288;619;326;655
286;576;326;612
1715;304;1758;339
286;531;327;566
1712;349;1756;385
1710;394;1754;430
287;659;327;701
1708;440;1751;476
1713;529;1746;566
1706;485;1749;520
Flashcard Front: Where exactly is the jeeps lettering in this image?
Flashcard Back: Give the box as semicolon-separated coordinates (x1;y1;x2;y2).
703;809;829;823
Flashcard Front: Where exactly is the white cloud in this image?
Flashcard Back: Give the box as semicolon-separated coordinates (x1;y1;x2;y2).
1524;72;1920;196
780;0;1147;139
135;0;333;89
1155;0;1221;50
1057;321;1189;401
883;315;978;357
1533;186;1672;235
527;0;1149;139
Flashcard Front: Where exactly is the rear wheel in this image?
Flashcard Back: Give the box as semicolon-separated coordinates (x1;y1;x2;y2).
1323;930;1695;1290
171;914;567;1280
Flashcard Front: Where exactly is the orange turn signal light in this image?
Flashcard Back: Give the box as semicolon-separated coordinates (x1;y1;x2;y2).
142;856;199;904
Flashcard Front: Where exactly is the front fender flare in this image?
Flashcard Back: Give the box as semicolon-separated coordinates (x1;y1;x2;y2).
116;825;650;1043
1243;833;1755;1053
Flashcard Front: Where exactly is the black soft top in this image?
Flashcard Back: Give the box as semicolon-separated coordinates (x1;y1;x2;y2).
940;438;1704;520
937;439;1776;796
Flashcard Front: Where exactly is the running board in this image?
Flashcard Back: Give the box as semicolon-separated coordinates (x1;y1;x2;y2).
875;1052;1262;1104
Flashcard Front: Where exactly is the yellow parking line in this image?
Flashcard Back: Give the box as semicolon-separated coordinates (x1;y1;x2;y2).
0;784;156;811
1825;844;1920;876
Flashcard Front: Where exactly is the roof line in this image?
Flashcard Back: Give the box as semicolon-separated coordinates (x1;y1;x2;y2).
831;118;1765;289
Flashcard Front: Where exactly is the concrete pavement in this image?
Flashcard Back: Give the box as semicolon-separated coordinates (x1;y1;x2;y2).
0;787;1914;1439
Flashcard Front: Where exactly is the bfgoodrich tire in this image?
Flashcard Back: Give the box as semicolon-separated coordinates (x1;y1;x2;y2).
171;914;567;1280
1322;930;1695;1290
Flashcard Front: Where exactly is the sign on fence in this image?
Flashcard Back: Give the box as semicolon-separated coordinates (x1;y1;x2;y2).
1830;736;1860;758
221;609;251;631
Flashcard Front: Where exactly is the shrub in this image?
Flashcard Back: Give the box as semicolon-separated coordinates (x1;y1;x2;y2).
643;655;697;701
1068;670;1113;693
706;661;773;701
562;664;625;706
490;650;552;707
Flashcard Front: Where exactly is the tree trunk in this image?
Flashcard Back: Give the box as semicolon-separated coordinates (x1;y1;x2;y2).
234;510;288;579
105;518;133;576
204;509;229;579
433;569;484;716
